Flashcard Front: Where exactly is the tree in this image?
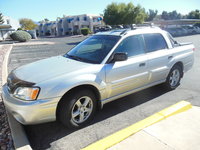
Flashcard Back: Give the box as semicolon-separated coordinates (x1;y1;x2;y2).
19;18;37;30
169;11;181;20
187;10;200;19
146;9;158;21
103;2;147;25
161;11;169;20
0;12;4;24
161;10;181;20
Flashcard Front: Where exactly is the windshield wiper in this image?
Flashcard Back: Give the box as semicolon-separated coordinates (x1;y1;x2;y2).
65;54;84;61
64;54;99;64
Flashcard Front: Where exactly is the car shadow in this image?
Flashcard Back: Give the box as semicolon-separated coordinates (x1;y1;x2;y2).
24;84;169;150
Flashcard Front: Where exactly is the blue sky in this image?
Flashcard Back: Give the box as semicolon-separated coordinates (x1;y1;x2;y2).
0;0;199;22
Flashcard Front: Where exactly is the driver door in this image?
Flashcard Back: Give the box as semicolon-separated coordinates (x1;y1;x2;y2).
105;35;149;98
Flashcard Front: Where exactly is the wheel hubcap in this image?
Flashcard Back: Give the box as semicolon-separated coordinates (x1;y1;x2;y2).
71;96;93;124
169;69;180;87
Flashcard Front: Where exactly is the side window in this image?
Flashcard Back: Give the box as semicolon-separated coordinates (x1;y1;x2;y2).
143;33;168;52
115;35;145;57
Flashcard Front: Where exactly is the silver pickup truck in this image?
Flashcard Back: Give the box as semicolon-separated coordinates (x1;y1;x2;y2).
2;26;194;128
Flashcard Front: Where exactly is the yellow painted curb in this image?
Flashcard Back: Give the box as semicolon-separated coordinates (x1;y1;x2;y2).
158;101;192;118
82;101;192;150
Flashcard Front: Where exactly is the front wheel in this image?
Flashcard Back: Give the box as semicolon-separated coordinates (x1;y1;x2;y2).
57;89;97;128
164;65;182;90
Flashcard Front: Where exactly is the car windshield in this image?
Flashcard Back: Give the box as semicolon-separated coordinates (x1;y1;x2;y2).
64;35;121;64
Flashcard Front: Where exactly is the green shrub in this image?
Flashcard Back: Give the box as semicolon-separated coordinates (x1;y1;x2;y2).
10;31;31;42
17;28;23;30
81;28;90;35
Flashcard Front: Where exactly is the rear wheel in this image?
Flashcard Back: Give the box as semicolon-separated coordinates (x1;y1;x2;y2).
58;89;97;128
164;65;182;90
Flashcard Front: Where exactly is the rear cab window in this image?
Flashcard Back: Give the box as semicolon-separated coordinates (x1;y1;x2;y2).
166;33;179;48
143;33;168;53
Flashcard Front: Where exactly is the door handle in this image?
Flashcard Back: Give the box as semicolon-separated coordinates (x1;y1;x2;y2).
168;56;173;59
139;63;146;67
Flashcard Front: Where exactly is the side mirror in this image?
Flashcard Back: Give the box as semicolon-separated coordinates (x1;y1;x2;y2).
112;52;128;62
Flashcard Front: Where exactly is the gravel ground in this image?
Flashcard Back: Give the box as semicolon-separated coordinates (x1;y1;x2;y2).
0;45;14;150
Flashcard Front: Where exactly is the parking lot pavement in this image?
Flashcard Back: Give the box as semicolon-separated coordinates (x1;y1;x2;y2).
8;35;200;150
8;36;87;72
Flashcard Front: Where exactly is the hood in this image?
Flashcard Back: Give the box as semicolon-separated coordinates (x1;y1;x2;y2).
13;56;93;83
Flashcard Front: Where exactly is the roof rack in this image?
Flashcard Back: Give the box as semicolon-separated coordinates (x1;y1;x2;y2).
96;23;158;36
131;23;155;29
108;29;130;35
119;29;131;35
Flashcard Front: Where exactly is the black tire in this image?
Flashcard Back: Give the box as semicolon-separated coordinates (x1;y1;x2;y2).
57;89;97;128
164;65;182;90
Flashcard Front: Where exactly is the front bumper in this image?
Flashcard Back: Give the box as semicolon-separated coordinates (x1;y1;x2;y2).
2;84;61;125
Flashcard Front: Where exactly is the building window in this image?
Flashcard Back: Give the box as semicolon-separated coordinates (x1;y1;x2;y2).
7;19;10;24
67;18;74;23
97;17;103;22
84;16;87;21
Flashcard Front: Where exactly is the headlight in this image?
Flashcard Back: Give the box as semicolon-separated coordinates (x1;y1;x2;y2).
13;87;40;101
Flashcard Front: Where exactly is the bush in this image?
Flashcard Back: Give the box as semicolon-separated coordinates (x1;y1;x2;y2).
81;28;90;35
10;31;31;42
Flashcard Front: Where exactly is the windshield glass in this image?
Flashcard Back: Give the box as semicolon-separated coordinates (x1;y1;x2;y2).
64;35;121;64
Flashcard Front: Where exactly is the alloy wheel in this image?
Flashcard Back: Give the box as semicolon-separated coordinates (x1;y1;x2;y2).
71;96;93;124
169;69;180;87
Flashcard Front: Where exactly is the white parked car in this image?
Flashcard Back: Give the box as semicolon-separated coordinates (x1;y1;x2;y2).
2;26;194;128
182;25;200;34
193;26;200;34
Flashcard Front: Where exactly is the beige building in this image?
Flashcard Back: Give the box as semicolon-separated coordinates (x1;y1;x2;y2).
37;14;103;36
37;21;57;36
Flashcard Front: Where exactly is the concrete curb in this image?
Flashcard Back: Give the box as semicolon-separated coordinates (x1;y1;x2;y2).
2;45;12;85
1;44;32;150
82;101;192;150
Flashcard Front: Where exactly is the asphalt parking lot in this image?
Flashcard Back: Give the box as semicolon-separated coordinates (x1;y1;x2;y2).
8;34;200;150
